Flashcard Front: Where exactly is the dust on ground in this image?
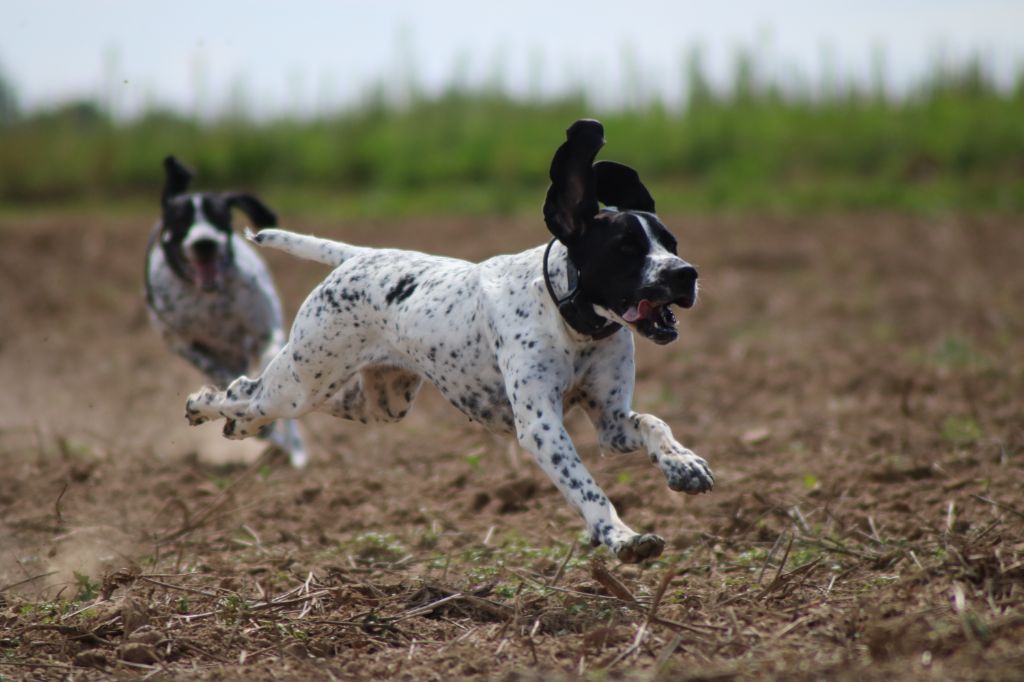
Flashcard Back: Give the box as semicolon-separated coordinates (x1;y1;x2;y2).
1;211;1022;680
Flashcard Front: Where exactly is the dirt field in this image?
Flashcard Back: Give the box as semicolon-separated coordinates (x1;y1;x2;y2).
1;210;1022;680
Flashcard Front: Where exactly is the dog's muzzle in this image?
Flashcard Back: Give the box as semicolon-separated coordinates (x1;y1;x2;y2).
621;265;698;345
189;239;228;291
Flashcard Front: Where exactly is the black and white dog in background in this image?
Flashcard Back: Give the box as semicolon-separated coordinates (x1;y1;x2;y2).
146;156;307;467
185;121;712;561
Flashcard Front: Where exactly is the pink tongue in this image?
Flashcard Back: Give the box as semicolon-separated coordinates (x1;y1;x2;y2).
195;260;220;288
623;299;654;323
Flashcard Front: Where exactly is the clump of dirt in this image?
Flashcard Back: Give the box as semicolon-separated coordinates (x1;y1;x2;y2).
1;211;1022;679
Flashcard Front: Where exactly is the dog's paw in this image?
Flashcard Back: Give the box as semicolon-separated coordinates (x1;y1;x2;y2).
223;419;244;439
615;534;665;564
223;417;265;441
185;386;221;425
659;446;714;494
185;395;209;426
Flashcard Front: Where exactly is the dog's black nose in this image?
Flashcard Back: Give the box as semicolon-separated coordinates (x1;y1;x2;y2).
191;239;219;260
670;264;698;288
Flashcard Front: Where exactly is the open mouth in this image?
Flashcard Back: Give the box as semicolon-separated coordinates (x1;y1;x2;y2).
621;294;695;345
189;253;224;291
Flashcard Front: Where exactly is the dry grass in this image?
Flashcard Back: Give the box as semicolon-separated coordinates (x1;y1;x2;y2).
1;211;1023;679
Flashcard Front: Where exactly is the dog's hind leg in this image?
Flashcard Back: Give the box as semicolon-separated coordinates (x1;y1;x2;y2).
186;339;361;440
318;366;423;424
186;373;278;439
185;375;262;426
186;272;386;438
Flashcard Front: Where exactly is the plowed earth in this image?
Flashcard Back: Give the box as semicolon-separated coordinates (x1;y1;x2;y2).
1;211;1022;680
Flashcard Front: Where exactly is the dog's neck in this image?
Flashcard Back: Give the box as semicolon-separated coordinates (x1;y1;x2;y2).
542;238;622;340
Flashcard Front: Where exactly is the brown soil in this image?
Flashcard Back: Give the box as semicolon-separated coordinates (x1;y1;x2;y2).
1;211;1022;680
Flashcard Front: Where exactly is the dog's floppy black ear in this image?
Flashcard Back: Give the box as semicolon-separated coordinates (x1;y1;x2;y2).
593;160;655;213
162;156;193;204
225;192;278;228
543;119;605;245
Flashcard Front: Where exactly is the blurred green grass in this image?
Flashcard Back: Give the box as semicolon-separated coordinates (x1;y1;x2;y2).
1;56;1022;218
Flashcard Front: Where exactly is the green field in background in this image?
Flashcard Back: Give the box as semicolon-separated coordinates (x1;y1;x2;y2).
1;57;1022;217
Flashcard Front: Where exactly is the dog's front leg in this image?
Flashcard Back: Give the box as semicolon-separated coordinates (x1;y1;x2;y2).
506;368;664;563
579;340;714;495
604;412;714;494
169;338;240;388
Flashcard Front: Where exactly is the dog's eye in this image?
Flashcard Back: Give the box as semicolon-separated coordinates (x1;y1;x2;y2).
649;225;678;254
613;232;647;257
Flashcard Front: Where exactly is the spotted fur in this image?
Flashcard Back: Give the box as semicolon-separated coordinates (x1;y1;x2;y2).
185;121;713;561
146;156;307;467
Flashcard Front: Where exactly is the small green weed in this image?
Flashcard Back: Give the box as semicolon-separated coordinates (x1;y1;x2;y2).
942;416;983;445
932;335;987;370
73;571;100;601
347;531;406;564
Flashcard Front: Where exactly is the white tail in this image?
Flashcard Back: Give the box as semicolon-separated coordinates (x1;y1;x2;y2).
245;227;364;267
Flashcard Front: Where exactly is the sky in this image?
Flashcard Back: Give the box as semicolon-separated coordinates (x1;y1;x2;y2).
3;0;1023;119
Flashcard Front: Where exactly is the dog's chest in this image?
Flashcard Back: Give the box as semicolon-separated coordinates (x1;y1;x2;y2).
146;241;278;361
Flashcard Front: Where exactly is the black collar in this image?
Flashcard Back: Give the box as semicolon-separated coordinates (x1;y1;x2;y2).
542;238;622;340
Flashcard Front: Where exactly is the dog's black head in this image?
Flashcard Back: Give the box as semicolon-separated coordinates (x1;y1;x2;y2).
158;156;277;291
543;120;698;345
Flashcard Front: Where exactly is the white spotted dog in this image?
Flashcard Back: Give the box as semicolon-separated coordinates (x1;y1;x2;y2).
146;156;307;467
185;120;712;561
